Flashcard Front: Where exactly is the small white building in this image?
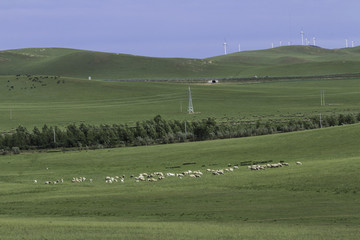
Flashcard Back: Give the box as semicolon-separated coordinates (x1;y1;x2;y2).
207;79;219;84
88;76;91;80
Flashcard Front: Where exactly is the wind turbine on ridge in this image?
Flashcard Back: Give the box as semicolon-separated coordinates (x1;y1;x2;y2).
300;30;304;45
223;39;227;55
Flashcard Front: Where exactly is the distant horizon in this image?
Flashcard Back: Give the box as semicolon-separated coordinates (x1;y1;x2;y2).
2;44;358;59
1;0;359;58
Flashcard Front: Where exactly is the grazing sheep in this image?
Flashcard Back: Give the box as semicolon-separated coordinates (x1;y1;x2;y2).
296;161;303;165
250;165;259;170
135;176;146;181
34;180;37;184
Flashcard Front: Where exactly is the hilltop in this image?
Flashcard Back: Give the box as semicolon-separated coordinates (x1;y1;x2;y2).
1;46;360;79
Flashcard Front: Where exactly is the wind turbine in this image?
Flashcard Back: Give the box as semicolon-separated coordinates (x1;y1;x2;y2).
313;37;316;46
345;39;348;48
223;39;227;55
352;40;355;48
238;43;241;52
300;30;304;45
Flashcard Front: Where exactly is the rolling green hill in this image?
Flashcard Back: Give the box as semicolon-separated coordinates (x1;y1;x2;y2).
0;123;359;239
1;46;360;239
1;46;360;79
0;75;359;131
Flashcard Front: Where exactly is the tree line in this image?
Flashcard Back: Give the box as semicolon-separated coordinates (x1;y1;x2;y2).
1;113;360;153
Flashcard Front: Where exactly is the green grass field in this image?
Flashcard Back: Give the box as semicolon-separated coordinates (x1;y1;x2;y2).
1;75;360;131
1;46;360;239
1;46;360;79
0;124;360;239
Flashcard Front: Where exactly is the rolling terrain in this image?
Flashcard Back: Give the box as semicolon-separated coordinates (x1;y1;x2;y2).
1;46;360;79
1;45;360;239
0;75;359;131
0;124;359;239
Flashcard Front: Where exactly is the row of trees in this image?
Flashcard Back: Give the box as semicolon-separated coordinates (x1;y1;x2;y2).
1;113;360;152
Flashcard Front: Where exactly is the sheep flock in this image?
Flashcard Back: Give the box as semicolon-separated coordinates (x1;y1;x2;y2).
35;161;302;185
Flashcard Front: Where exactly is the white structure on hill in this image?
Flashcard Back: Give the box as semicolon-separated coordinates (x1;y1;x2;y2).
223;40;227;55
188;86;194;114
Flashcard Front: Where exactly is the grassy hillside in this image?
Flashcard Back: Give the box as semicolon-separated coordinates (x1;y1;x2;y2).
1;46;360;79
0;75;359;131
208;45;360;77
0;48;216;80
0;124;359;239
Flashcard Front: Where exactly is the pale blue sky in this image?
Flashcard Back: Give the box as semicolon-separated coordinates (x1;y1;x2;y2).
1;0;359;58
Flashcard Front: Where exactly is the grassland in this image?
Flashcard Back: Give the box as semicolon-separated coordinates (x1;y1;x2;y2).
0;74;360;131
0;124;360;239
1;46;360;79
1;46;360;239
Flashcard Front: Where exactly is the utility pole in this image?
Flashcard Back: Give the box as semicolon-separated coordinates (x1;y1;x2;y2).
320;90;325;106
185;121;187;138
188;86;194;114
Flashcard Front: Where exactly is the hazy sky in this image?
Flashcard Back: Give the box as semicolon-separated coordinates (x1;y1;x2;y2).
1;0;359;58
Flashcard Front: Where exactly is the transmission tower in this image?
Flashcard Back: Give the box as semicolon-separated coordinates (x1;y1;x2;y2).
187;86;194;114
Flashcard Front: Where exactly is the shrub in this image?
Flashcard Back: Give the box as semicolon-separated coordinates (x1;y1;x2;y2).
11;147;20;154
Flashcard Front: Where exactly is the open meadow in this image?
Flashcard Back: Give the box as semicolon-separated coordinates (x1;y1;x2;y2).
0;75;360;131
1;46;360;239
0;124;360;239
